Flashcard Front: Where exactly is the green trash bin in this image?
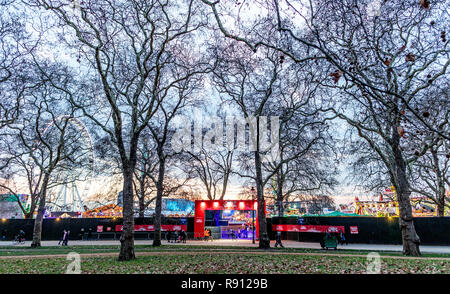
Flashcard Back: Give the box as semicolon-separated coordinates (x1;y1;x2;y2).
322;235;338;250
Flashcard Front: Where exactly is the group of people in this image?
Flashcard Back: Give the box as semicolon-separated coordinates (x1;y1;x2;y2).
228;229;238;240
79;228;94;240
225;225;255;240
58;229;70;246
166;229;187;243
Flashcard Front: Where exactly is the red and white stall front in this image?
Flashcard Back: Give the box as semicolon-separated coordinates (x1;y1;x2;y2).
194;200;264;239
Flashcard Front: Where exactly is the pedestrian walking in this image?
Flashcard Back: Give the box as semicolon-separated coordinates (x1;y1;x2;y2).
275;231;284;248
339;230;347;245
87;228;92;240
63;230;70;246
58;230;67;245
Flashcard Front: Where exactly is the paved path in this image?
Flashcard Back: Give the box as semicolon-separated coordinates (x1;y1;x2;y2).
1;239;449;254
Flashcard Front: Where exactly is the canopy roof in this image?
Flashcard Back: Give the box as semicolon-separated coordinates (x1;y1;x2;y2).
303;211;361;217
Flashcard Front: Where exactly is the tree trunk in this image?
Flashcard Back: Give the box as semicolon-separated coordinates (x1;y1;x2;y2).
220;161;231;200
138;177;145;218
436;186;446;217
254;150;270;249
437;201;445;217
25;198;37;219
392;132;421;256
118;168;136;261
153;155;165;247
432;149;446;217
31;176;49;248
276;173;284;217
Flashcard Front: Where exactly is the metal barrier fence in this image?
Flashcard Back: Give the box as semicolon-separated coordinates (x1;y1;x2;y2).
1;216;449;245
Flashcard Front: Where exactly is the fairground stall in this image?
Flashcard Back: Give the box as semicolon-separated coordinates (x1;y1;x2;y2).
193;200;263;239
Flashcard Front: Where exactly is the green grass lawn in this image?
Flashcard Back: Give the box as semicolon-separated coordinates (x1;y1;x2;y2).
0;252;448;274
0;244;449;259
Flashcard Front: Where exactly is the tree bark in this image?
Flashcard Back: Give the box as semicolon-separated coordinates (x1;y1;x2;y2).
138;177;145;218
152;154;165;247
392;132;421;256
276;172;284;217
118;168;136;261
254;150;270;249
31;176;49;248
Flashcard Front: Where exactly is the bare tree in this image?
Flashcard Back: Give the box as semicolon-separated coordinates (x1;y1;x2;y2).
133;135;158;218
2;70;87;247
292;194;336;215
201;0;448;256
30;0;209;260
184;143;234;200
0;0;29;129
148;69;211;246
0;152;44;219
210;36;334;248
410;137;450;216
261;66;338;215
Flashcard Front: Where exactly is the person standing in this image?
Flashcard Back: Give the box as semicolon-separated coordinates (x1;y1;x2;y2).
275;231;284;248
230;229;237;240
87;228;92;240
181;230;187;243
59;230;67;245
1;229;6;241
79;228;85;240
208;229;213;242
339;230;347;245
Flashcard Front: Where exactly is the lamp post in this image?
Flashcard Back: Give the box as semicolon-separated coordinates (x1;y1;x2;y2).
251;186;255;244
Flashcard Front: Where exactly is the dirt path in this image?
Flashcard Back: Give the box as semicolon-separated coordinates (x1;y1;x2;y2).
1;250;449;261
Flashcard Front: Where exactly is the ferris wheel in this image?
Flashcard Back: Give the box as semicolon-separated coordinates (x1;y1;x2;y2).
43;116;96;213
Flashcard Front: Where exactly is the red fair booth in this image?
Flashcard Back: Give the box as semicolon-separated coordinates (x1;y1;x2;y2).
194;200;264;238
